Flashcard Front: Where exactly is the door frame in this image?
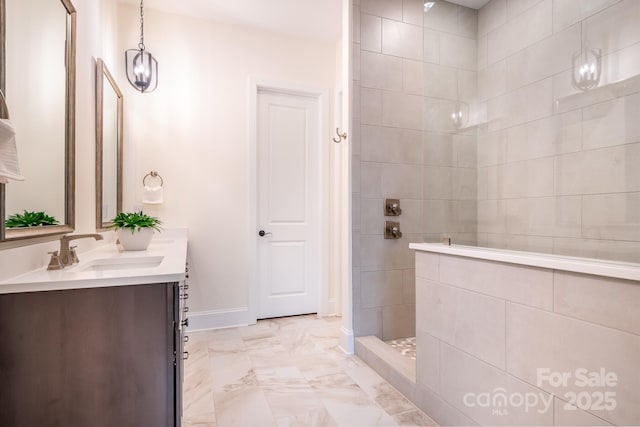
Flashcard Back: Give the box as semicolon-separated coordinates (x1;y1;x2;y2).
248;78;331;323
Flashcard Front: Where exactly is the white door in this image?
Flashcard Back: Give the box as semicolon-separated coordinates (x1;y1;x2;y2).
257;89;321;319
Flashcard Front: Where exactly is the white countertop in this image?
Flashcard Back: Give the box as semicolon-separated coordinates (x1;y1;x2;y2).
0;228;188;294
410;242;640;282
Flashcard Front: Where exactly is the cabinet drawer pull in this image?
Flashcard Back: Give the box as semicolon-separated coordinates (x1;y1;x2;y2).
183;306;189;313
181;283;189;290
183;351;189;360
183;335;189;343
182;318;189;327
180;293;189;300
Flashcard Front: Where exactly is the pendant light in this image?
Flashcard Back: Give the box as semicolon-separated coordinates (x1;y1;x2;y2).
571;25;601;92
125;0;158;93
451;72;468;130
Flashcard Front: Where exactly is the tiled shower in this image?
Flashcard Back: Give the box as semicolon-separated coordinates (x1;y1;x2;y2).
352;0;640;341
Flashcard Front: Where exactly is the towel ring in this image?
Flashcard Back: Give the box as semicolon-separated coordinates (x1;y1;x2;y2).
143;171;164;187
0;89;10;120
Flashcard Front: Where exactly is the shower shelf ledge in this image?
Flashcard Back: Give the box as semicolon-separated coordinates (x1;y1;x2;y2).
554;74;640;114
410;243;640;282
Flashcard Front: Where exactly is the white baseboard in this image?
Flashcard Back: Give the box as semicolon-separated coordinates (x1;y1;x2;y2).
187;307;254;331
339;326;354;354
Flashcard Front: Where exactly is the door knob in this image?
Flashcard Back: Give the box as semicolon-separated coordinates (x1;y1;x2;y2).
258;230;272;237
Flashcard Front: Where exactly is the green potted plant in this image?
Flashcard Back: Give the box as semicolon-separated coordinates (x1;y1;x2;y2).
111;211;162;251
6;210;59;228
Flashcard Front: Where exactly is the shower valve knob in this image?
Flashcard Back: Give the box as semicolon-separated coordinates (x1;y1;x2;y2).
384;221;403;239
384;199;402;216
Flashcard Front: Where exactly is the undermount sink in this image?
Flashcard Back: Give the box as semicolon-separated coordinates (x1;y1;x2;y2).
78;256;165;272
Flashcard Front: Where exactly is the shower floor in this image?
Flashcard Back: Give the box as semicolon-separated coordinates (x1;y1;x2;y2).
385;337;416;360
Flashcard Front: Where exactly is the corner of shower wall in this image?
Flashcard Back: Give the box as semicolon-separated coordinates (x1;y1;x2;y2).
351;0;480;341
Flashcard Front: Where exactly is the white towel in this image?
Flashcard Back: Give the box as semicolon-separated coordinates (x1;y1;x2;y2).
0;119;24;183
142;185;164;204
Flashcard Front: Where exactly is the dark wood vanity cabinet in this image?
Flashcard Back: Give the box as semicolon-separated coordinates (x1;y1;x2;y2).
0;282;184;427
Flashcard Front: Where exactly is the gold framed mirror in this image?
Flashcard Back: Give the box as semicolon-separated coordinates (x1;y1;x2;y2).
0;0;76;246
95;58;123;230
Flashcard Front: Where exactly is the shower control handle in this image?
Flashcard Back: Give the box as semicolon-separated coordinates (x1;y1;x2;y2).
258;230;272;237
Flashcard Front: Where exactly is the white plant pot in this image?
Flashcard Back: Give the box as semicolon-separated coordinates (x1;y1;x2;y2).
116;228;154;251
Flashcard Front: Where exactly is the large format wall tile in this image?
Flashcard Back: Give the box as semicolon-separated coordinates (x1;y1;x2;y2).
361;13;382;52
361;0;403;21
554;271;640;336
415;251;439;281
382;19;423;61
361;162;422;199
582;93;640;150
423;0;459;33
361;234;417;271
552;237;640;263
478;0;506;37
506;303;640;426
439;342;554;426
505;196;582;238
360;51;403;91
487;0;552;64
489;157;554;199
382;91;423;130
361;125;422;164
505;23;580;91
382;304;416;340
505;111;582;163
553;0;622;33
553;397;615;426
416;331;440;393
439;254;553;310
360;87;382;125
422;62;457;99
416;278;506;368
403;58;424;95
414;383;480;426
361;270;404;308
582;192;640;241
439;33;477;70
585;0;640;56
554;143;640;196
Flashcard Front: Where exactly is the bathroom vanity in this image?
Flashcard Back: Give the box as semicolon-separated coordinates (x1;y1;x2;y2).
0;229;188;427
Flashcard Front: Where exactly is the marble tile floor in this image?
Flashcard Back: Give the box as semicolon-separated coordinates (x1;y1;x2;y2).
385;337;416;360
182;314;438;427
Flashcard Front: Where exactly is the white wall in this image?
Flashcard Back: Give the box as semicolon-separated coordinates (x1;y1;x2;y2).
117;5;338;317
0;0;119;280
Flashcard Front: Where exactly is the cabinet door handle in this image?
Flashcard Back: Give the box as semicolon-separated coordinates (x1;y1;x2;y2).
183;306;189;313
183;335;189;343
183;351;189;360
180;293;189;300
182;318;189;327
181;283;189;290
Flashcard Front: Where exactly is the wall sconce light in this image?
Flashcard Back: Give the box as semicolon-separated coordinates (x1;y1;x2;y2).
125;0;158;93
571;36;601;92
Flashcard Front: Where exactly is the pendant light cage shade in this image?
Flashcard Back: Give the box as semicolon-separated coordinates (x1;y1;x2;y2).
571;46;602;92
125;48;158;93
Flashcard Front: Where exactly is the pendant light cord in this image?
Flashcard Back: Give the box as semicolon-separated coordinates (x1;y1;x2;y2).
138;0;145;51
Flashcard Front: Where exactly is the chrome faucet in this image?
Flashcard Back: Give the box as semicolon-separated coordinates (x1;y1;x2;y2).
57;234;104;267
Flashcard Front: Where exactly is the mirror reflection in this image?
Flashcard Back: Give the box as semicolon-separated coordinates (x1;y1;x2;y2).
0;0;76;241
95;58;123;230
